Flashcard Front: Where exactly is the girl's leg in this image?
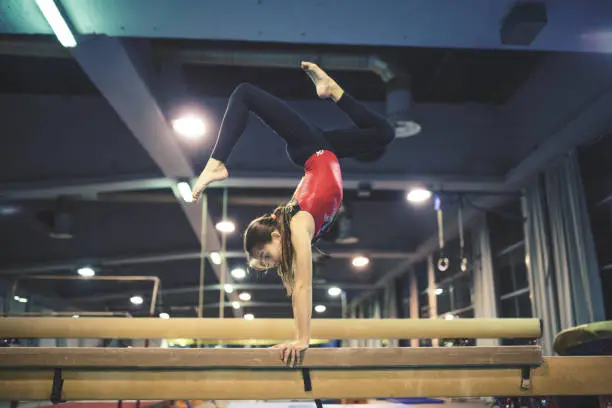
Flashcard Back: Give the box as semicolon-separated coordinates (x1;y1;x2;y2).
301;62;395;159
322;92;395;158
211;82;321;162
193;83;325;199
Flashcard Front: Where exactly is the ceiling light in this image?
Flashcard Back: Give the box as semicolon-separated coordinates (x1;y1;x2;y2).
434;288;443;295
210;252;222;265
238;292;251;301
159;312;170;319
18;297;28;304
224;284;234;293
177;181;193;203
351;256;370;268
216;220;235;233
130;295;144;305
0;205;19;216
407;188;432;203
244;313;254;320
232;301;241;309
171;114;206;139
77;266;95;277
328;287;342;297
231;268;246;279
314;305;326;313
35;0;77;48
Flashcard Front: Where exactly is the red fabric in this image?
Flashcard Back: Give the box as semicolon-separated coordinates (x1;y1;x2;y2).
293;150;343;238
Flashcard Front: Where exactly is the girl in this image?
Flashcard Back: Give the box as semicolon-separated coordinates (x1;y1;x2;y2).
192;62;395;366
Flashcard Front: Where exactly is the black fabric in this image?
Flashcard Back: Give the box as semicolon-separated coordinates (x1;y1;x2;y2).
210;83;394;167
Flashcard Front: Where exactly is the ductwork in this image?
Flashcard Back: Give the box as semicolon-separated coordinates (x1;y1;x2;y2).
385;71;422;139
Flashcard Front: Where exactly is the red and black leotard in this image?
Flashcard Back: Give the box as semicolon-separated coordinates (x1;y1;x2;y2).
292;150;343;240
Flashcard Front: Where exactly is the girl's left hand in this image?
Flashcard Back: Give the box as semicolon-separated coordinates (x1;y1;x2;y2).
271;340;309;367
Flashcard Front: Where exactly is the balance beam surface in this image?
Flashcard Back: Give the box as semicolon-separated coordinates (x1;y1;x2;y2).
0;317;542;339
1;356;610;400
0;346;543;369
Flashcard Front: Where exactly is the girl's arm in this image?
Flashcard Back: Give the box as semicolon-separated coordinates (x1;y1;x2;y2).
290;211;315;344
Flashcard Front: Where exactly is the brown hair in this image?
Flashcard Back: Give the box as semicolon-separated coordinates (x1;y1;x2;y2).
244;201;298;295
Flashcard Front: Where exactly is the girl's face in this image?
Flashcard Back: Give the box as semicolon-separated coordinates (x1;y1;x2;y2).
249;230;282;270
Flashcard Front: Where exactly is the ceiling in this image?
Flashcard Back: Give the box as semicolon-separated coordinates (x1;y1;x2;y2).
1;0;612;320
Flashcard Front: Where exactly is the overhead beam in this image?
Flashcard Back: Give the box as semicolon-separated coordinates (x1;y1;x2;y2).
1;1;610;53
0;317;541;339
504;53;612;185
1;357;611;400
0;173;515;200
72;283;371;304
167;301;341;310
0;249;413;275
0;346;542;369
68;35;241;317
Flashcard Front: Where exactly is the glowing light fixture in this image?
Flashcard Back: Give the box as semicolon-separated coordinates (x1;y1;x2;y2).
314;305;326;313
177;181;193;203
216;220;235;233
171;115;206;139
407;188;432;203
328;287;342;297
352;256;370;268
35;0;77;48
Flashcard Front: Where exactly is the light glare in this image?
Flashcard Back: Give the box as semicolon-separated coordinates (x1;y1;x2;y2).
231;268;246;279
407;188;432;203
77;267;95;277
216;220;235;233
177;181;193;203
352;256;370;268
130;295;144;305
328;287;342;297
314;305;326;313
35;0;77;48
171;115;206;139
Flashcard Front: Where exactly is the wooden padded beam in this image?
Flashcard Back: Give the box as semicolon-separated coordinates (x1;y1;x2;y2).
0;317;542;339
1;357;610;400
0;346;543;369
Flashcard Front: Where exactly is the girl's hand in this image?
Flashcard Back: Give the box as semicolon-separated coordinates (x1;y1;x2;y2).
271;340;309;367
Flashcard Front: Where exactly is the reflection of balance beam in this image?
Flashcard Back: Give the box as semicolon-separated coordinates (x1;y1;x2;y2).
2;317;610;401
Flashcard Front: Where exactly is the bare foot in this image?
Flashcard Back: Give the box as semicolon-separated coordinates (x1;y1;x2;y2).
300;61;344;101
192;158;228;200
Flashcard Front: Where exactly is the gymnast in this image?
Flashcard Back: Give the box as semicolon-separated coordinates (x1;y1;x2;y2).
192;62;395;366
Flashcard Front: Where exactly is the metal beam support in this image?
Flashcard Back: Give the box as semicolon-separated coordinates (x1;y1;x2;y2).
72;283;373;304
0;173;515;200
168;301;340;310
0;249;413;275
68;35;241;317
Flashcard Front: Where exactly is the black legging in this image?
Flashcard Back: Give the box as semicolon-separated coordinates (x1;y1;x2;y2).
210;82;395;167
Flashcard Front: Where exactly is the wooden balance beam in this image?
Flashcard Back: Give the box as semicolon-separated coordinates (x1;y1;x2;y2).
0;317;542;339
0;347;611;400
0;346;543;369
